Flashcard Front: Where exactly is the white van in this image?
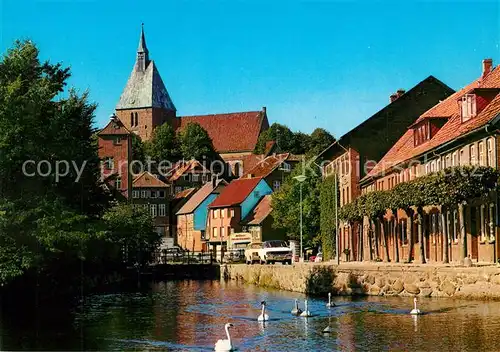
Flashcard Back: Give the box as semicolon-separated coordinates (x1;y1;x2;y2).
288;240;299;262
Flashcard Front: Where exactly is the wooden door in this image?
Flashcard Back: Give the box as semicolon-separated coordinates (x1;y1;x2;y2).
470;207;478;260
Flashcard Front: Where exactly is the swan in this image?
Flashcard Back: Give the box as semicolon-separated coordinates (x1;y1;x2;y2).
291;299;303;316
257;301;269;321
410;297;422;315
323;325;332;333
214;323;234;351
326;292;335;308
300;299;312;317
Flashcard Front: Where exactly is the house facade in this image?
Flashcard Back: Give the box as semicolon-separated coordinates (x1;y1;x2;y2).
317;75;455;261
205;177;273;256
176;179;227;252
241;195;285;243
358;58;500;264
131;171;171;246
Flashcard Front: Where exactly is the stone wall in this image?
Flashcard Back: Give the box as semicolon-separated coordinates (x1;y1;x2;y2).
222;263;500;300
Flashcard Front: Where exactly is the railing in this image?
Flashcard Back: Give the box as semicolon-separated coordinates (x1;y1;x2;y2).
155;250;215;265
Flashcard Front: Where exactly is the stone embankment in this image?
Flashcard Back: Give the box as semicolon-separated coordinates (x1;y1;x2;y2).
221;262;500;300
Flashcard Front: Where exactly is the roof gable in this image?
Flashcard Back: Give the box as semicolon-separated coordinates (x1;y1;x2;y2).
241;195;273;225
166;160;210;182
241;153;292;178
98;117;131;136
177;110;267;153
133;171;169;188
209;177;263;208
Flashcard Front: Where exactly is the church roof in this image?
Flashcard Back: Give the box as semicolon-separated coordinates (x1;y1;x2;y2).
116;61;176;111
177;110;268;153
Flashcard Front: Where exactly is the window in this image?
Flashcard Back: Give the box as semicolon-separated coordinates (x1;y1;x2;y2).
134;112;138;126
461;94;476;121
400;219;407;244
479;141;485;166
425;164;430;174
130;112;134;127
414;122;430;146
159;204;166;217
212;227;218;238
452;152;458;166
445;155;451;168
436;159;441;171
470;145;476;165
230;209;234;217
452;210;458;242
431;161;436;172
175;186;182;194
155;227;163;236
460;149;465;165
183;174;190;181
487;138;494;167
192;174;200;182
221;227;226;239
281;162;291;172
273;180;281;191
221;208;225;218
132;190;139;198
104;157;114;170
113;137;122;145
141;190;147;198
151;190;157;198
214;209;219;219
115;177;122;189
150;204;157;217
158;190;165;198
230;227;235;234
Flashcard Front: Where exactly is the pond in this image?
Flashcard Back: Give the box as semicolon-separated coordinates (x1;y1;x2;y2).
2;280;500;351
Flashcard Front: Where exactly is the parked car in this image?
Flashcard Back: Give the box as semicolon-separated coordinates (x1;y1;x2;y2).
246;240;293;265
314;252;323;263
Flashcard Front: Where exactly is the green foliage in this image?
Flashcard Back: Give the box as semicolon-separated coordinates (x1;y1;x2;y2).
131;133;146;164
339;166;500;222
178;122;217;161
103;204;162;266
271;164;321;247
254;123;335;156
145;123;180;162
319;175;338;260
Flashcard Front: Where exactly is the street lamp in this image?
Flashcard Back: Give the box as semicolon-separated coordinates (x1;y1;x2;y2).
293;174;307;262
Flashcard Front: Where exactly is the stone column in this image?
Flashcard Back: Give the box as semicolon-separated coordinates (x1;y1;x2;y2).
442;210;449;263
489;203;495;242
480;204;485;242
418;211;425;264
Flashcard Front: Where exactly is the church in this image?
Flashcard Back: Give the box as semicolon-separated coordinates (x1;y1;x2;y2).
112;25;269;161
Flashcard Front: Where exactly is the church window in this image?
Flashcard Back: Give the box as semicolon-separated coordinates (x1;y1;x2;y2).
134;113;138;127
130;112;134;127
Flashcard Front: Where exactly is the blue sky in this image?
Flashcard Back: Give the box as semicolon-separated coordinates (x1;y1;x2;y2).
1;0;499;137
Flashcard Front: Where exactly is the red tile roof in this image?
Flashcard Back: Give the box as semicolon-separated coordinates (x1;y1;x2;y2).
133;171;169;188
98;117;131;135
166;160;210;182
209;177;263;208
241;195;272;225
241;153;291;178
365;65;500;180
177;110;268;153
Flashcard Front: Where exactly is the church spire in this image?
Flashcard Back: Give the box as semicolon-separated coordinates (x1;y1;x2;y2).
136;23;149;72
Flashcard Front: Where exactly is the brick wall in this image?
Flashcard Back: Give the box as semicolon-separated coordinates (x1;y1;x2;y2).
98;134;132;198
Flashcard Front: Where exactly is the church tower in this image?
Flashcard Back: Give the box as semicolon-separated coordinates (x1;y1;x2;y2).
115;24;176;141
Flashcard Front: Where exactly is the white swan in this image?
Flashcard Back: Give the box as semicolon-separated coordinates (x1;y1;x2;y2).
214;323;234;351
291;299;303;316
326;292;335;308
257;301;269;321
410;297;422;315
300;299;312;317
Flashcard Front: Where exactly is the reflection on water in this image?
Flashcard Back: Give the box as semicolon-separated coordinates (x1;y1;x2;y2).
2;280;500;351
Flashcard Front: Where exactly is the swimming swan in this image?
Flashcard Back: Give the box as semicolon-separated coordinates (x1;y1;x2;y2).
300;299;312;317
410;297;422;315
214;323;234;351
291;299;303;316
326;292;335;308
258;301;269;321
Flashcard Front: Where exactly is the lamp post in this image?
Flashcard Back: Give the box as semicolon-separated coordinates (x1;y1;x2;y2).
294;174;307;262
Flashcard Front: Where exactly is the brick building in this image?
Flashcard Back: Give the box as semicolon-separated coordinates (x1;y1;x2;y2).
359;59;500;264
317;75;455;261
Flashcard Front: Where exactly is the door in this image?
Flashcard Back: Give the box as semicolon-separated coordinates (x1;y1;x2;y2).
470;207;478;260
424;214;430;260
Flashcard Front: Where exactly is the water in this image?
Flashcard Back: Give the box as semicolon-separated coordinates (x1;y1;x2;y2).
2;280;500;351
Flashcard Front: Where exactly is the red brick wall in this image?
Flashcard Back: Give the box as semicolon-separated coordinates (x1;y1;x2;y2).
116;108;176;141
98;134;132;198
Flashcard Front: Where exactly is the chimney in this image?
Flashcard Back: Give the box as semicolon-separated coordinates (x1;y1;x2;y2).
212;175;217;188
482;58;493;78
396;89;406;97
390;94;398;103
262;106;267;114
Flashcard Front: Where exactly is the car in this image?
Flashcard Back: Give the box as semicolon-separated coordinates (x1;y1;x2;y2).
245;240;293;265
314;252;323;263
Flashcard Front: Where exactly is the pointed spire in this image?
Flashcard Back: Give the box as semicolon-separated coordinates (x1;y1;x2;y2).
137;23;148;54
136;23;149;72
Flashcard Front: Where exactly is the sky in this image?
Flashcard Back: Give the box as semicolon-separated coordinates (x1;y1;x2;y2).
1;0;499;137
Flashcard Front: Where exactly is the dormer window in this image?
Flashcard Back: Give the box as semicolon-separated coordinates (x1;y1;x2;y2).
414;121;430;146
460;94;476;122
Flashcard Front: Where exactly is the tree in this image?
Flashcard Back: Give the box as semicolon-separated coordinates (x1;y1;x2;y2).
178;122;217;161
271;164;321;248
131;133;146;164
308;128;336;157
145;123;180;163
254;123;296;154
103;204;161;266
